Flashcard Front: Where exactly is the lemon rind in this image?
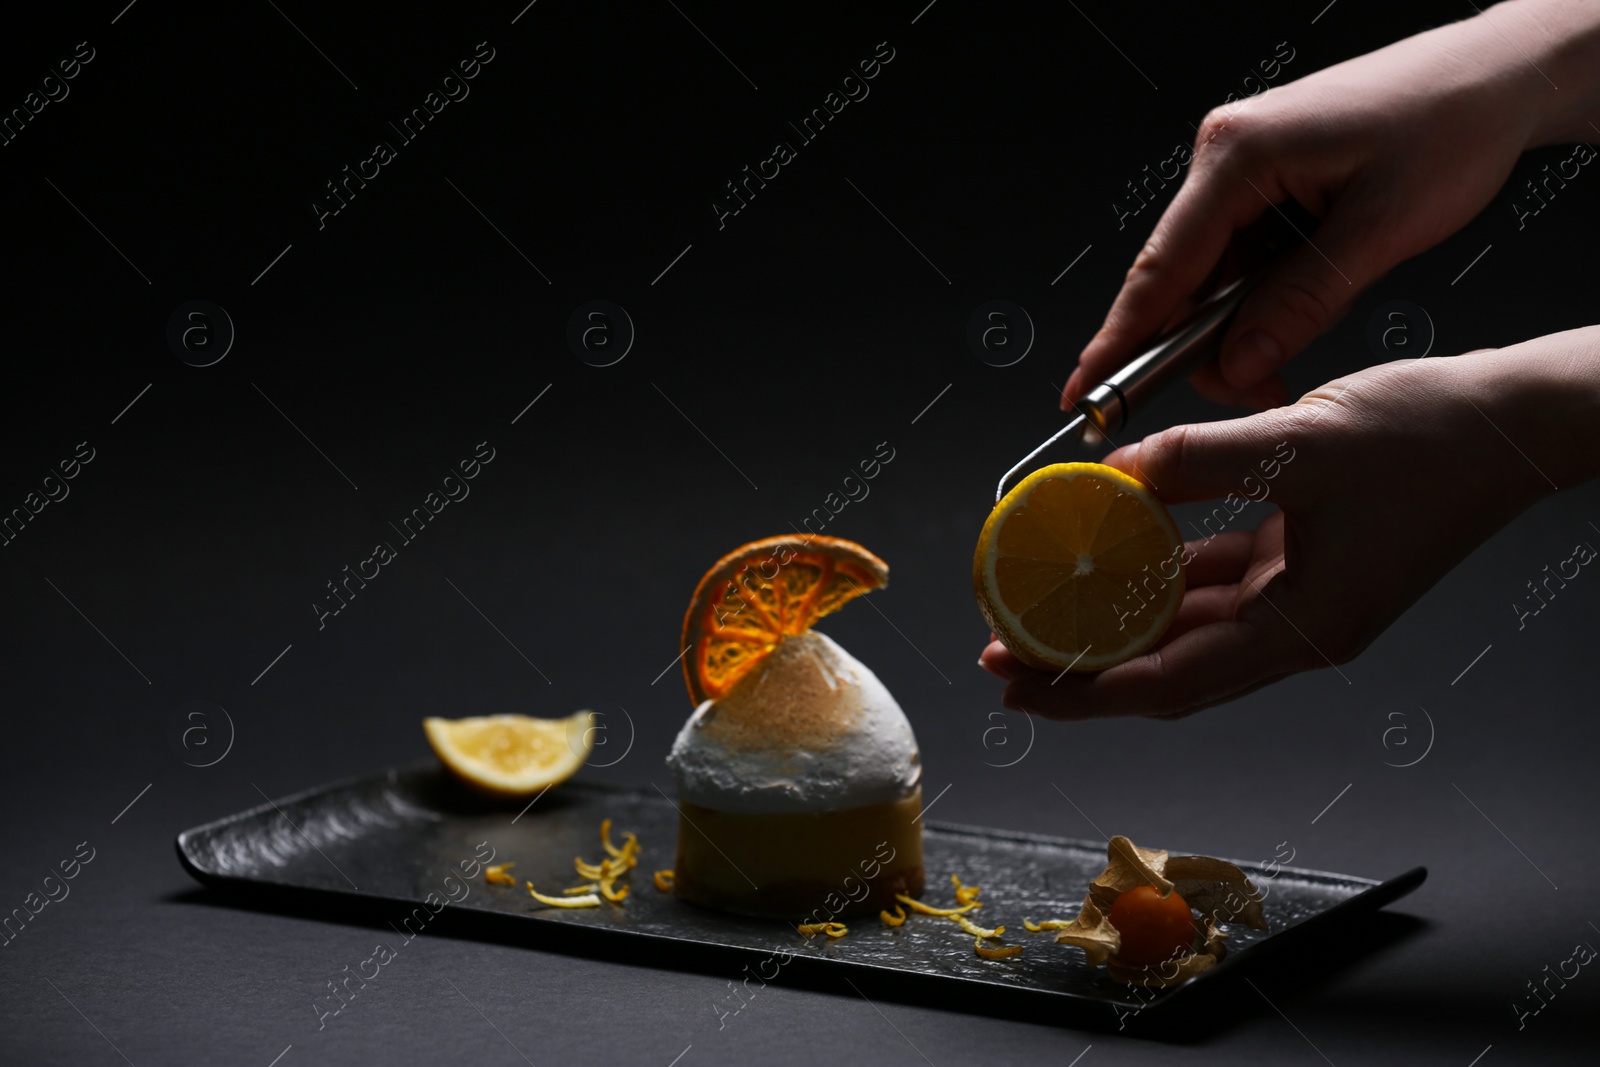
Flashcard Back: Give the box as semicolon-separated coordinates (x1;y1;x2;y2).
975;463;1184;672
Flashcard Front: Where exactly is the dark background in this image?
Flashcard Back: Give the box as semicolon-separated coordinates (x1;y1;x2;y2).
2;1;1597;1063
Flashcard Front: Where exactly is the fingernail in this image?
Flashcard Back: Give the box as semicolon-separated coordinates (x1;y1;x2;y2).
1227;329;1281;384
1106;442;1141;475
1061;370;1082;408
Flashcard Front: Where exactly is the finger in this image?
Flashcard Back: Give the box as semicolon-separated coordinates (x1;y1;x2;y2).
1217;197;1388;389
1189;364;1291;410
983;526;1261;685
978;640;1027;682
1001;613;1303;720
981;530;1257;683
1063;160;1271;409
1103;413;1299;506
979;575;1238;683
979;556;1243;684
981;577;1239;681
1182;530;1257;586
1165;583;1241;642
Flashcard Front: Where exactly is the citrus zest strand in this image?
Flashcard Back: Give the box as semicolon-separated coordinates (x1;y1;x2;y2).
950;874;982;905
895;875;1025;961
953;915;1004;939
975;938;1024;960
895;892;979;917
600;818;632;859
796;922;848;939
527;881;601;908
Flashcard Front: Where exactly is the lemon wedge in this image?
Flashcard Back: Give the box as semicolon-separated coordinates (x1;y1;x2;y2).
424;711;593;798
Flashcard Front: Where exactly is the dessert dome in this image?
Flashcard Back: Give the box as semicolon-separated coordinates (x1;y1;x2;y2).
668;630;921;813
666;536;925;920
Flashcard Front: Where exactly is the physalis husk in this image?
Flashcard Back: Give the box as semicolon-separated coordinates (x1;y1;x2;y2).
1051;835;1268;987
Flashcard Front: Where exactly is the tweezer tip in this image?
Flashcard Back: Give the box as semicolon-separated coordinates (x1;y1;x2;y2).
995;412;1089;503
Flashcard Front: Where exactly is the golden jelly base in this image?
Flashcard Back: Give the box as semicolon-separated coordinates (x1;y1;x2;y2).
672;789;924;920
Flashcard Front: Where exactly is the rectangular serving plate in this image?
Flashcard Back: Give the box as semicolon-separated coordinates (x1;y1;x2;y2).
177;766;1425;1031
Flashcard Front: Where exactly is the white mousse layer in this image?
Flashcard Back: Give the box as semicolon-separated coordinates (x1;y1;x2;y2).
668;631;920;814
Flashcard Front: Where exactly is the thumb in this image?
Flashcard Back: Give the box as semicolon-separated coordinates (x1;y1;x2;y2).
1104;413;1298;505
1217;198;1385;389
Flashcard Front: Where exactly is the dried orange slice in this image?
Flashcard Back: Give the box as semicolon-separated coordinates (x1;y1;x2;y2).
680;535;888;704
974;463;1183;671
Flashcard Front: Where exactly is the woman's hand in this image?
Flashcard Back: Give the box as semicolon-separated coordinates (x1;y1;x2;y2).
1062;0;1600;412
988;328;1600;720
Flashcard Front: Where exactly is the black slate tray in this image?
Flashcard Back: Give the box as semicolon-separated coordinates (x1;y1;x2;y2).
176;766;1425;1032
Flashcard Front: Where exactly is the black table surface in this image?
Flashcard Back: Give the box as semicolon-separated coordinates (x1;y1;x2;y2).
3;1;1597;1064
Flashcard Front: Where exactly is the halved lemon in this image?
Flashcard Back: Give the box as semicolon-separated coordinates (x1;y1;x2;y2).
424;711;593;798
680;535;888;704
974;463;1183;671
